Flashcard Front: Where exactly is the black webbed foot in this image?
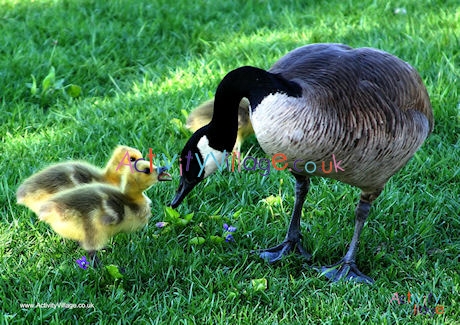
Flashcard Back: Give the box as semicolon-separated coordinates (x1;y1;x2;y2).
319;259;374;284
253;239;311;263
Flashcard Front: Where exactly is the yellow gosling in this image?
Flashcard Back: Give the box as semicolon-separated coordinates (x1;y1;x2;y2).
16;145;143;214
37;160;171;264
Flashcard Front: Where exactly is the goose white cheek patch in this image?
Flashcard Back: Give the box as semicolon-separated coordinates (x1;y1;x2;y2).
196;136;226;178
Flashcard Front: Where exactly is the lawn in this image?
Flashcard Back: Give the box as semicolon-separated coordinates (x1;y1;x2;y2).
1;0;459;323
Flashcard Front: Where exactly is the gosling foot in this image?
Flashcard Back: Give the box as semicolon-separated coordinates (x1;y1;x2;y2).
88;251;102;268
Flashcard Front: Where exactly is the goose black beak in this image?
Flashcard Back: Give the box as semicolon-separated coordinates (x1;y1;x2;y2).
170;177;197;208
157;166;172;182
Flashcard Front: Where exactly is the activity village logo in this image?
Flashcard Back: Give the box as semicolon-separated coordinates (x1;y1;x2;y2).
389;291;445;317
115;149;345;177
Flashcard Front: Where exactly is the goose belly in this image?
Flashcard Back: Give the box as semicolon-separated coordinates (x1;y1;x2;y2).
250;93;431;192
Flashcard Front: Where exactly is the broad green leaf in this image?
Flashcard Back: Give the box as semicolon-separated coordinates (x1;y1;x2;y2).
251;278;268;292
105;264;124;279
210;235;224;244
42;66;55;93
164;206;180;220
183;212;194;221
189;237;205;245
176;218;190;226
30;75;38;95
66;84;82;98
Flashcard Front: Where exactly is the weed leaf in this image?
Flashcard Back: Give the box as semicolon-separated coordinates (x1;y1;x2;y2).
42;66;55;93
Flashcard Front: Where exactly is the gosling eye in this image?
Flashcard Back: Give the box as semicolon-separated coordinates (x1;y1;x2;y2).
130;157;136;162
142;168;150;174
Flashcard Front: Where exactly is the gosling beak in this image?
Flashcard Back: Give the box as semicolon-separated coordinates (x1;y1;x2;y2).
156;166;172;182
170;176;198;208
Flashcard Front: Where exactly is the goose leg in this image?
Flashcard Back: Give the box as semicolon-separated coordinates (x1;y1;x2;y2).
321;193;378;284
255;174;311;263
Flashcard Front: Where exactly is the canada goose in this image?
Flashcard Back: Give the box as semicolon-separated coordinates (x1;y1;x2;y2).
186;98;254;152
170;43;433;284
37;160;172;264
16;145;143;214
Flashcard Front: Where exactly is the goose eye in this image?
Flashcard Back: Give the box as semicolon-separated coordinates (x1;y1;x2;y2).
143;168;150;174
130;157;136;162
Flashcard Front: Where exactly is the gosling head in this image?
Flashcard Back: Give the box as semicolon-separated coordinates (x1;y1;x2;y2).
170;126;230;208
108;145;143;170
104;145;146;187
120;159;172;197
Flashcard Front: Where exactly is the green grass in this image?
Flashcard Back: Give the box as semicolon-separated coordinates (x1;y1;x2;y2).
1;0;459;323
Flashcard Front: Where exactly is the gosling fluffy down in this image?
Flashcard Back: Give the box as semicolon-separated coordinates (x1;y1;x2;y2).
16;145;143;214
37;160;171;255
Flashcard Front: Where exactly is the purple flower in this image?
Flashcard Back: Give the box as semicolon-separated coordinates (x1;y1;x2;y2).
223;223;237;242
223;224;237;232
155;221;168;228
76;256;89;270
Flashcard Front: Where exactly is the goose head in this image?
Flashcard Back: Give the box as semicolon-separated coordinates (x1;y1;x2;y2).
171;124;232;208
170;66;302;208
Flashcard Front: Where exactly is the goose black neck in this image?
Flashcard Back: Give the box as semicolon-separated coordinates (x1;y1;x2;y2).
207;66;302;151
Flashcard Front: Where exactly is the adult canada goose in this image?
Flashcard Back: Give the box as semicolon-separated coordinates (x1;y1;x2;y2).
16;145;143;214
186;98;254;152
38;161;172;264
170;43;433;284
